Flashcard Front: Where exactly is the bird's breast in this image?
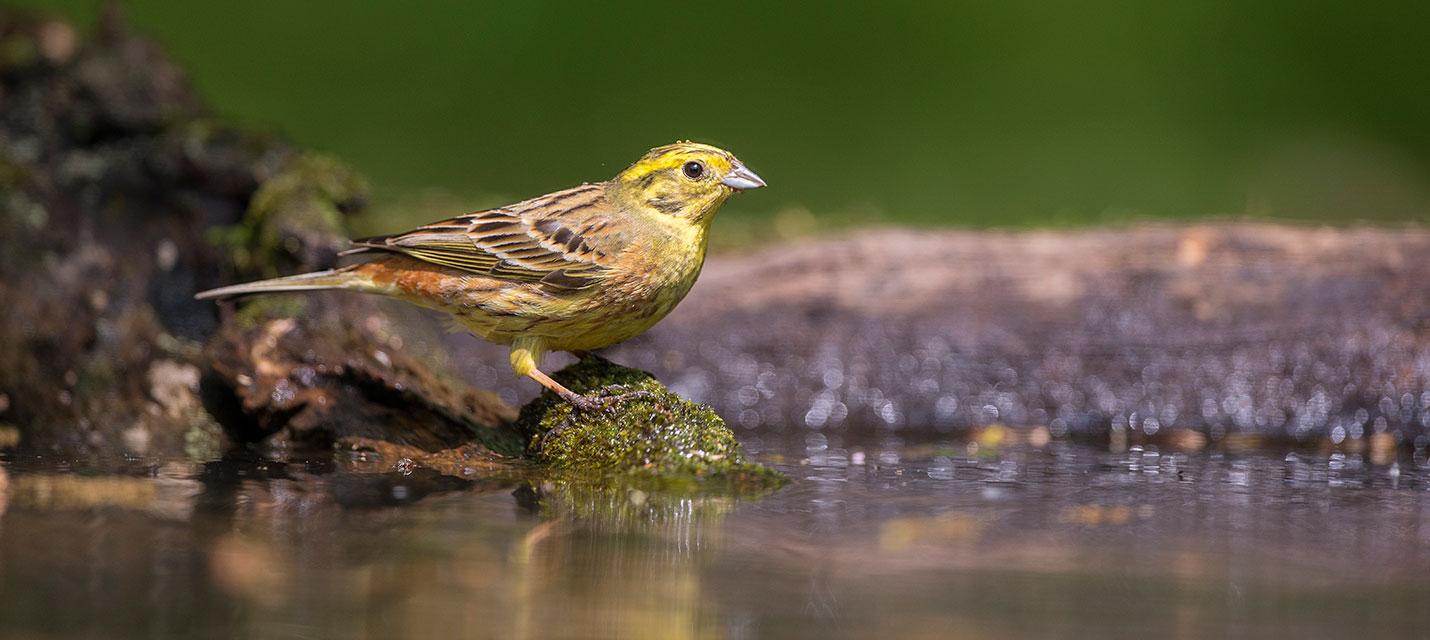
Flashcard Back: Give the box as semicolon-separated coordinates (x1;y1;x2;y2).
536;225;707;349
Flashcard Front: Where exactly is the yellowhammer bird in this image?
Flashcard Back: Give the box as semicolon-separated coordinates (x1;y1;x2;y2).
197;141;764;410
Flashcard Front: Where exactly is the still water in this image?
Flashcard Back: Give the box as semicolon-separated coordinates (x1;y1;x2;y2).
2;432;1428;639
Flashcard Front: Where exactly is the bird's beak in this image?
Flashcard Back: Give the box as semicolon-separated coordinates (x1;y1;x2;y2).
721;164;766;190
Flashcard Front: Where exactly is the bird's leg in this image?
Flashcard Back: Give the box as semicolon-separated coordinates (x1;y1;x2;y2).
525;368;656;450
512;339;586;406
520;340;657;451
525;368;657;410
511;340;653;416
525;367;602;411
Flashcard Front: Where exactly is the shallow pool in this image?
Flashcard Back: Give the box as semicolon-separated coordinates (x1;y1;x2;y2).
2;432;1427;639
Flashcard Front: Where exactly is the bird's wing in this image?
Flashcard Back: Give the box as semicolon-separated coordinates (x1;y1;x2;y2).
344;184;620;291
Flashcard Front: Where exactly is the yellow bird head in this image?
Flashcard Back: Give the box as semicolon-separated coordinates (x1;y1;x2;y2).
613;141;765;224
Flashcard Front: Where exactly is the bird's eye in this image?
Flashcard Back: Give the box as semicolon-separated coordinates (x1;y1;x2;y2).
682;161;705;180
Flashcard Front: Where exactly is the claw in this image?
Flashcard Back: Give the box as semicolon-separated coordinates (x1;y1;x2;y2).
537;387;657;449
562;388;655;412
538;419;574;448
565;394;603;412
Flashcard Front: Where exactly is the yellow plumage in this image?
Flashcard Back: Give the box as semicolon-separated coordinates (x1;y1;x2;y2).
195;141;765;410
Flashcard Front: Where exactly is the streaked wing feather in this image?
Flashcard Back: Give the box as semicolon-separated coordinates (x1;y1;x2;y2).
346;184;614;290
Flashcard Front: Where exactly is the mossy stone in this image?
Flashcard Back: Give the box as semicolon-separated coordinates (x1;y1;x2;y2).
517;356;786;493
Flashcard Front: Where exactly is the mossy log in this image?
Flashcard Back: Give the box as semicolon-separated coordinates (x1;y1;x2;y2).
0;10;519;460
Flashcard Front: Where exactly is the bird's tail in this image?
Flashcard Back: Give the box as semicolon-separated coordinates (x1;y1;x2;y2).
194;266;373;300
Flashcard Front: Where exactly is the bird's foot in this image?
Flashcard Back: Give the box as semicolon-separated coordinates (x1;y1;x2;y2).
538;387;657;449
564;388;656;412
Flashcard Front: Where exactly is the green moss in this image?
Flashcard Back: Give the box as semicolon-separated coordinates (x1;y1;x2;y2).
248;154;368;223
0;29;39;70
216;153;369;277
0;155;46;237
0;154;27;190
516;355;786;494
229;295;308;330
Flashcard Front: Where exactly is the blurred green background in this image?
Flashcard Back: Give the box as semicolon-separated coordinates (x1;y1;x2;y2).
13;1;1430;233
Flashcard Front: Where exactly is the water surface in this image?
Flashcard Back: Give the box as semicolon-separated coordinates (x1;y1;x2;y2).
2;432;1427;639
